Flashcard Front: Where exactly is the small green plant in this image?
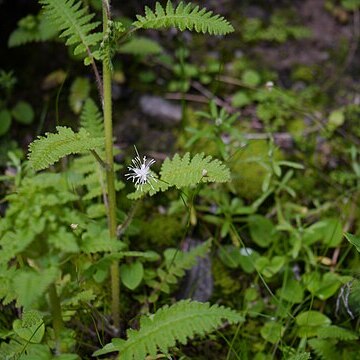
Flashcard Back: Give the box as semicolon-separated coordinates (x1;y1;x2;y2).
0;69;35;136
0;0;242;358
3;0;359;358
241;13;311;43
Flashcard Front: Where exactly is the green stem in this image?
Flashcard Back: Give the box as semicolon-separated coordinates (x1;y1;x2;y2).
48;283;63;353
102;0;120;329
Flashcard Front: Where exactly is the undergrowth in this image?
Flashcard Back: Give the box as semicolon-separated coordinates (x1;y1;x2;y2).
0;0;360;359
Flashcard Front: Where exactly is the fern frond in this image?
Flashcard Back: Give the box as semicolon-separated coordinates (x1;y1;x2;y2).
28;126;104;170
133;1;234;35
161;153;230;187
0;230;35;264
39;0;102;58
70;99;125;200
82;175;124;200
151;240;212;295
80;98;104;137
93;299;244;359
128;152;230;199
0;266;17;305
308;339;339;360
287;353;311;360
13;267;60;308
317;325;358;341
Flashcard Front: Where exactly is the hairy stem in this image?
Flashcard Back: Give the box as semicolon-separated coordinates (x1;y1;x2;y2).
48;283;63;353
102;0;120;329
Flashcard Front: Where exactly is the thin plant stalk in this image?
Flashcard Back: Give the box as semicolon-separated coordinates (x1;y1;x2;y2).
102;0;120;328
48;283;64;352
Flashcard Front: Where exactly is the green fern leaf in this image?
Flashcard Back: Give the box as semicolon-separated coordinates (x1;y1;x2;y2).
133;1;234;35
0;230;35;264
0;266;17;305
39;0;102;58
317;325;358;341
308;339;339;360
149;240;211;297
161;153;231;188
287;353;311;360
69;100;125;200
28;126;104;170
80;223;126;253
128;152;230;199
80;98;104;137
13;267;60;308
93;299;244;359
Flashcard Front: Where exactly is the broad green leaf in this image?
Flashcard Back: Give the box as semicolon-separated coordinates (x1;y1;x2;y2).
12;101;34;124
295;310;331;326
328;109;345;130
344;232;360;252
0;109;12;136
241;70;261;86
218;245;240;269
255;256;285;278
296;311;331;338
315;272;343;300
261;321;284;344
303;219;343;247
232;91;251;108
278;278;304;303
237;248;259;274
248;215;279;247
321;218;343;247
120;261;144;290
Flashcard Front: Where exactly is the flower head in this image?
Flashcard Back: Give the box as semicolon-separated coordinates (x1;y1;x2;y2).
125;149;157;191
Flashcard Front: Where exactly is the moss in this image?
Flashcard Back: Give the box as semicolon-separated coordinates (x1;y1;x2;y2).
230;140;281;200
212;259;241;296
140;214;183;247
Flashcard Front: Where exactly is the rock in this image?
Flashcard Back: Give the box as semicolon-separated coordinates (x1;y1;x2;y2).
139;95;182;127
177;238;214;302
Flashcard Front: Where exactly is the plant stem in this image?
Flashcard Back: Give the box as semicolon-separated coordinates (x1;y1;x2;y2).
48;283;63;353
102;0;120;329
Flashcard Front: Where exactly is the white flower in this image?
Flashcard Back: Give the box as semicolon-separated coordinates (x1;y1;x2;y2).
125;151;157;191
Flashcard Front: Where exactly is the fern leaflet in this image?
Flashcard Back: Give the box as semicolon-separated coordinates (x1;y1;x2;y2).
317;325;358;340
13;267;60;308
28;126;103;170
133;1;234;35
128;152;230;199
39;0;102;58
150;240;212;296
287;353;311;360
308;339;339;360
80;98;104;137
93;299;244;359
161;152;231;187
